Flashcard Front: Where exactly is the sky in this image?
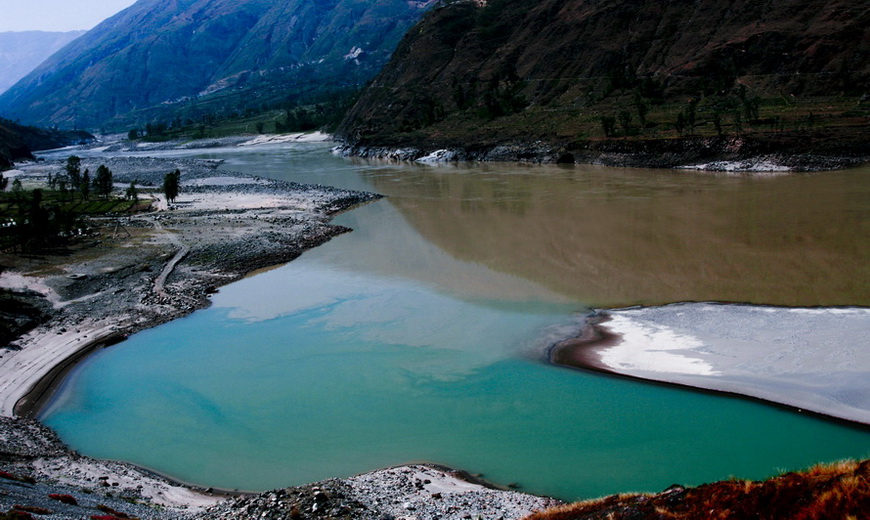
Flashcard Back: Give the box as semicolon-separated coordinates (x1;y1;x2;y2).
0;0;137;32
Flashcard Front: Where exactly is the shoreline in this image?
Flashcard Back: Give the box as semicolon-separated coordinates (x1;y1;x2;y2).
333;133;870;172
13;329;128;419
0;153;381;420
1;414;561;519
3;137;868;518
550;303;870;428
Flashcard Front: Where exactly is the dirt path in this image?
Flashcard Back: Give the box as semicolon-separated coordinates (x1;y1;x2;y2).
152;218;190;299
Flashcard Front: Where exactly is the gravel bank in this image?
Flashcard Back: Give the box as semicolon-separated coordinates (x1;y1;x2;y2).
333;135;870;172
0;416;222;519
196;465;561;520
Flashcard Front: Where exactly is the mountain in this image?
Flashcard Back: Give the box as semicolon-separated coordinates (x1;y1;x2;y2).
0;0;434;131
338;0;870;165
0;31;86;95
0;119;93;170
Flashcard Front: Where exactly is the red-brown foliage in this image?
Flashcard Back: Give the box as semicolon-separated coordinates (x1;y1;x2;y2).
96;504;133;519
523;459;870;520
0;471;35;484
46;494;77;506
11;506;50;516
0;509;33;520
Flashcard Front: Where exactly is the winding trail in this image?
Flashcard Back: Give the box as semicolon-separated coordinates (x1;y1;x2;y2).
0;213;190;417
151;219;190;299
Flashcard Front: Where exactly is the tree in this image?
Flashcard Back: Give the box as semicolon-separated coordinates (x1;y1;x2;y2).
163;169;180;203
81;169;90;200
600;115;617;137
65;156;82;192
675;112;686;136
27;189;49;250
686;99;698;134
126;181;138;202
744;97;761;122
732;110;743;135
128;129;139;140
11;179;23;200
633;93;648;128
712;111;723;137
94;164;113;198
0;172;7;191
618;110;633;135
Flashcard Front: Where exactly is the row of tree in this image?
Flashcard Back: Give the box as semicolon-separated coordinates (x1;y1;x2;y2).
47;156;114;200
2;158;181;201
0;160;183;252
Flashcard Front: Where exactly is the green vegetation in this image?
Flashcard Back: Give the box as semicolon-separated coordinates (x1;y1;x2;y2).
125;89;360;142
0;161;150;252
162;170;180;203
476;67;867;142
375;81;869;147
0;117;93;167
340;0;869;160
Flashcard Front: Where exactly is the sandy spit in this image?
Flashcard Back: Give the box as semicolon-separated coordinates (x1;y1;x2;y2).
551;302;870;426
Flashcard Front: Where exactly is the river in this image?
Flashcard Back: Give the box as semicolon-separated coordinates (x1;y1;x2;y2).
41;142;870;500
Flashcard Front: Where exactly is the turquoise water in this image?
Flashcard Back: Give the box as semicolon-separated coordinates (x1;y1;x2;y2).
42;144;870;500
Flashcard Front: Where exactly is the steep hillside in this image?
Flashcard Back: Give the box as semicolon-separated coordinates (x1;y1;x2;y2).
0;31;85;95
338;0;870;166
0;119;93;170
0;0;433;131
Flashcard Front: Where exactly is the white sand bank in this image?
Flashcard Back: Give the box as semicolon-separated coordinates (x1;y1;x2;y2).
566;303;870;424
239;132;331;146
0;318;127;417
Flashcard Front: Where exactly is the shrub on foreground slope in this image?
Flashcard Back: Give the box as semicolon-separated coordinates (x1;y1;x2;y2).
523;460;870;520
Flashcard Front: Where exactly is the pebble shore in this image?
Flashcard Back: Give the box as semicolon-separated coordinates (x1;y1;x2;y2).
1;416;560;520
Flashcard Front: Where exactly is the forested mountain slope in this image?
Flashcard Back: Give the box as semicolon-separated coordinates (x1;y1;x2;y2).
0;0;434;131
338;0;870;166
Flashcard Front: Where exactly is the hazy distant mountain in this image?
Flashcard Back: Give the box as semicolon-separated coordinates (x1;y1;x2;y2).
0;0;434;130
0;31;85;95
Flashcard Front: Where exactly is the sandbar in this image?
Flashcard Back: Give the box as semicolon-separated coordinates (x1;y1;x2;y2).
551;302;870;425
